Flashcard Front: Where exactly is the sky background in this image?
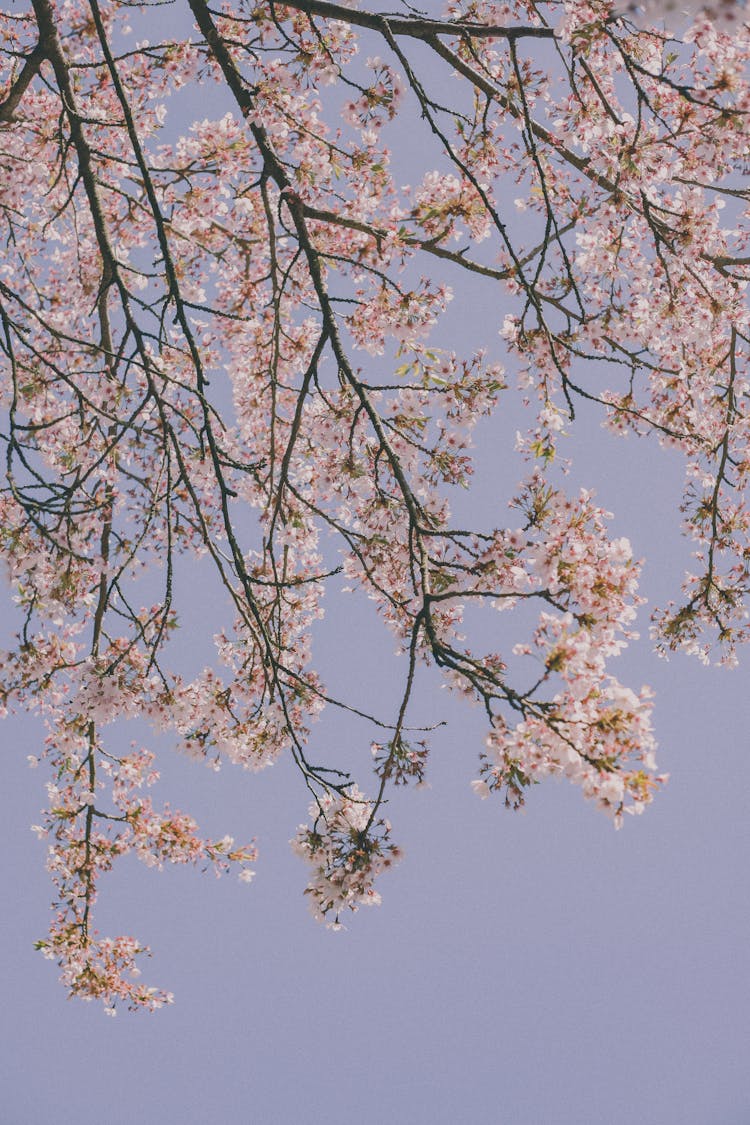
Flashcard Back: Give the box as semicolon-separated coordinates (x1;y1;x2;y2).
2;5;750;1124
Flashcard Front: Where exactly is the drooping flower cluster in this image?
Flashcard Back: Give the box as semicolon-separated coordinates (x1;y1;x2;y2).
32;724;256;1013
292;787;402;926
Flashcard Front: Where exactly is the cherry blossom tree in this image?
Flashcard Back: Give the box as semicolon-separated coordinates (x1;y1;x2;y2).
0;0;748;1012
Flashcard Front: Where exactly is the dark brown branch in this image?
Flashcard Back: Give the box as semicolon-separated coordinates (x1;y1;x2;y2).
0;42;44;124
244;0;556;41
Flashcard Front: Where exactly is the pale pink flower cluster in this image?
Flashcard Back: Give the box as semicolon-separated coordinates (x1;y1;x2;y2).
36;929;174;1015
412;172;492;243
442;474;665;819
31;719;256;1012
291;787;402;926
342;57;404;133
628;0;748;33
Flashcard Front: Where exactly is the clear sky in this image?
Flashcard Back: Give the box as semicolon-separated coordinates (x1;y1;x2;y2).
2;6;749;1124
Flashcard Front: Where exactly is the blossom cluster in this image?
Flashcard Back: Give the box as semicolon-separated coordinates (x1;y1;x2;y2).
291;788;402;926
